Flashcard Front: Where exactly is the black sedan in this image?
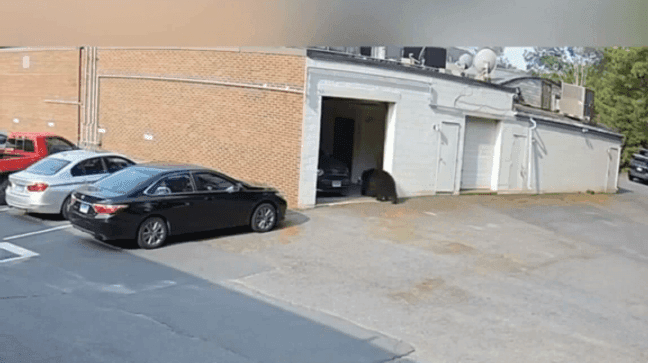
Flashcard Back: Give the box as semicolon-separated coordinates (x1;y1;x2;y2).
67;163;287;249
629;150;648;184
317;150;351;195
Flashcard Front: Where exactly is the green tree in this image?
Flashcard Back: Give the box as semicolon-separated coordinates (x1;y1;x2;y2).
524;47;603;85
590;47;648;167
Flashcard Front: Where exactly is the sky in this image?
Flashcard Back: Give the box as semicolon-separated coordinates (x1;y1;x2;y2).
503;47;534;70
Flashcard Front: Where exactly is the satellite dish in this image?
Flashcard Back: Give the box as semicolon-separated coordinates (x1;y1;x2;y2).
473;48;497;79
456;53;473;69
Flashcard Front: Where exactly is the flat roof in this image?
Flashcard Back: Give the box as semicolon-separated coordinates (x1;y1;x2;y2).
514;104;624;141
306;49;519;94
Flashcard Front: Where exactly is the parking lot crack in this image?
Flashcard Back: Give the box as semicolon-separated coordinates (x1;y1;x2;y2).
110;308;257;362
378;348;416;363
0;292;67;301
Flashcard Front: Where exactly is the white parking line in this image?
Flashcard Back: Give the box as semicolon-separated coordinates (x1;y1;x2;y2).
0;207;10;213
0;242;39;263
3;224;72;241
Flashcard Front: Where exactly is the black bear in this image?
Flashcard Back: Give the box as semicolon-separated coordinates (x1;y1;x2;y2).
361;168;398;204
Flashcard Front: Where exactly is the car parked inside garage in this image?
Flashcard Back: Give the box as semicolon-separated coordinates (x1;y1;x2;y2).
5;149;135;219
317;149;351;195
67;163;287;249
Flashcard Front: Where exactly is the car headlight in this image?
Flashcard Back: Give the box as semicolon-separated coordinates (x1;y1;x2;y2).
317;169;324;177
638;167;643;172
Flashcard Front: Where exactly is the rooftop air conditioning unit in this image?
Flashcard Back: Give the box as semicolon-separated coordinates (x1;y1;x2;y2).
560;82;594;121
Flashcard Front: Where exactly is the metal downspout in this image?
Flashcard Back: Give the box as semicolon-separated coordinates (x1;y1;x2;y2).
527;118;537;191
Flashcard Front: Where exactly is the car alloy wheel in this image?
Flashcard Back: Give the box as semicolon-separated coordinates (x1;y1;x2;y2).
137;217;168;249
251;203;277;232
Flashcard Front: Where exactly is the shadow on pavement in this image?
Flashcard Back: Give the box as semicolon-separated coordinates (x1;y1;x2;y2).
617;187;633;194
95;210;311;251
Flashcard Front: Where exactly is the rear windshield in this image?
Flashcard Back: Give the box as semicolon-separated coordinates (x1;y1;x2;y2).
94;167;160;194
6;138;35;152
26;158;71;176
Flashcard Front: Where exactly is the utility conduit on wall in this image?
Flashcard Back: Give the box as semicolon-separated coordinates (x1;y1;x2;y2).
81;71;305;149
97;74;306;94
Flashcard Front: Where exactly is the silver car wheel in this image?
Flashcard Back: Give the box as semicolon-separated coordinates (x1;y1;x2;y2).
252;204;276;232
138;217;168;249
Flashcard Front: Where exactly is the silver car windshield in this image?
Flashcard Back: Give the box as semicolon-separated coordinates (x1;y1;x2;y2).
94;168;160;194
26;158;71;176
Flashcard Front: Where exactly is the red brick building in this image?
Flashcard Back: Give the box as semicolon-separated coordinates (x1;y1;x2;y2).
0;47;307;207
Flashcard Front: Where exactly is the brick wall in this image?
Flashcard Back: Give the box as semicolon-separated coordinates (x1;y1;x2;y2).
96;49;306;208
0;49;81;143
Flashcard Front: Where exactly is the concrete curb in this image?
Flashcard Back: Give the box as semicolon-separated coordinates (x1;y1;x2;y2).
217;279;417;360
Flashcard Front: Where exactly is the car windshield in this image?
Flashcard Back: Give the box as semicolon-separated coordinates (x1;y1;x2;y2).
93;167;160;194
26;158;71;176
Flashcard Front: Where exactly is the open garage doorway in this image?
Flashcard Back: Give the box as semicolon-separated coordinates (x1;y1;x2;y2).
316;97;391;205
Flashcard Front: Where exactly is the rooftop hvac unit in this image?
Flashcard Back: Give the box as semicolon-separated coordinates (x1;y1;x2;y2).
422;47;447;69
360;47;372;56
402;47;423;60
560;83;594;121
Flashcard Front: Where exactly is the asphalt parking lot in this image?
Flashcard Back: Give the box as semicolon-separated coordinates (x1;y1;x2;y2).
2;173;648;363
0;207;412;362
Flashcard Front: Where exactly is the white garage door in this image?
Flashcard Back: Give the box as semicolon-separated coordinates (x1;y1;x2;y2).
461;118;499;189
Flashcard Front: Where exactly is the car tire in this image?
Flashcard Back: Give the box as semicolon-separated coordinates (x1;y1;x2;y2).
137;217;168;249
0;175;8;205
61;196;72;220
250;203;277;233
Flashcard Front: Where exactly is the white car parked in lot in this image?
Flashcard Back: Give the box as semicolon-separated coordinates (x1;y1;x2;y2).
5;149;135;219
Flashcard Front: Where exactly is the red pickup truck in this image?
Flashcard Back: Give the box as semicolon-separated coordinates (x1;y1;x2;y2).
0;132;78;203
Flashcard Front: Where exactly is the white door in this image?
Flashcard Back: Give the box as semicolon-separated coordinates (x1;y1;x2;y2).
461;118;499;190
508;135;527;191
437;122;460;192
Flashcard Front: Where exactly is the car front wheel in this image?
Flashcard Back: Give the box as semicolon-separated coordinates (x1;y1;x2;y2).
250;203;277;233
137;217;168;249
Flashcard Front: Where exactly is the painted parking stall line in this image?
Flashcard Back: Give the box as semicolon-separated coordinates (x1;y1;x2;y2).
0;242;39;263
3;224;72;241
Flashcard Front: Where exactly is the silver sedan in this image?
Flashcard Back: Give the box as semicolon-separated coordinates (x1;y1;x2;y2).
5;149;135;218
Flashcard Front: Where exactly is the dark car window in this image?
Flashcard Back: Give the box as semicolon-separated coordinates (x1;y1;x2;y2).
26;158;71;176
46;137;76;155
23;139;34;152
6;138;20;150
104;156;135;173
70;157;106;177
150;174;194;195
0;134;6;144
94;168;160;194
193;172;234;192
6;137;35;152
